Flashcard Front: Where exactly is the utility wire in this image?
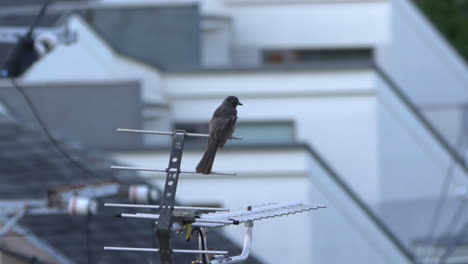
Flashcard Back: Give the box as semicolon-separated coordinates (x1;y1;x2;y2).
26;0;53;38
421;117;468;263
437;202;468;264
2;0;106;182
10;79;103;180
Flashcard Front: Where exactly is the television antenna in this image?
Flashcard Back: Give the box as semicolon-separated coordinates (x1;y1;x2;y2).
104;128;326;264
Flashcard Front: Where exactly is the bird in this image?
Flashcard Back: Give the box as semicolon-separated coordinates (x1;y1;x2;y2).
196;96;242;174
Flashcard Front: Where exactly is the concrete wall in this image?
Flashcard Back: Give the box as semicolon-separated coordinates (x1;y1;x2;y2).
0;81;144;150
307;151;411;264
375;73;466;202
381;0;468;106
87;5;201;68
225;0;390;66
163;69;380;204
201;16;233;67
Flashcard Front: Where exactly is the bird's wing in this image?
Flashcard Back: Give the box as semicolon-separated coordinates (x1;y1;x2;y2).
209;115;236;149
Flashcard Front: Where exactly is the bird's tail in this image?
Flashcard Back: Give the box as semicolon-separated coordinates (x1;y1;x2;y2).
196;140;218;174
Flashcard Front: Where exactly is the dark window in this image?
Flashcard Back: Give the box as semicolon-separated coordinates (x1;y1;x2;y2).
263;48;373;65
174;121;295;146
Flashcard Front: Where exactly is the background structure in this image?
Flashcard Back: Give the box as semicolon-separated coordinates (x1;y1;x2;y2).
1;0;468;263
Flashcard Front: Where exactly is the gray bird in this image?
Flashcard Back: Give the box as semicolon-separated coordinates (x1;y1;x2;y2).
196;96;243;174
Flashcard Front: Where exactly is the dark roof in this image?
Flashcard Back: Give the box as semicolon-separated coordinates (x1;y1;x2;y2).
0;116;127;199
0;113;262;263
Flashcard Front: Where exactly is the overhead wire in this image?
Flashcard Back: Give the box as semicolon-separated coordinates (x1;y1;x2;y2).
9;78;103;180
437;202;468;264
421;111;468;263
0;1;123;256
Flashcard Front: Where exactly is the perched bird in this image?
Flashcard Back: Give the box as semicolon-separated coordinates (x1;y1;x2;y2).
196;96;242;174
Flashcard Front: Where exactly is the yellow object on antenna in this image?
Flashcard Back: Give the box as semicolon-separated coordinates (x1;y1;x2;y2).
185;223;192;241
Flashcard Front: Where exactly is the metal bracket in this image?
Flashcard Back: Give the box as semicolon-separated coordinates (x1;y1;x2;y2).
208;221;253;264
157;130;185;264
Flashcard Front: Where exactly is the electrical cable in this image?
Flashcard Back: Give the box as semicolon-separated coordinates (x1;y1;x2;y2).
25;0;53;39
9;78;103;180
437;202;468;264
191;227;207;264
2;0;106;182
421;116;468;262
437;218;468;264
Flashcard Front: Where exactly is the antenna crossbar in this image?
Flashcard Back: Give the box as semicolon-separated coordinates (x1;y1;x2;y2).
105;203;229;212
111;165;236;176
104;247;228;255
117;128;242;140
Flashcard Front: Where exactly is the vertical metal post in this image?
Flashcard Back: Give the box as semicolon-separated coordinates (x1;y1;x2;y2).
198;228;209;264
157;130;185;264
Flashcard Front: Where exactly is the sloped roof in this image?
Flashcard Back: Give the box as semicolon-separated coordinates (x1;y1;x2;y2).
0;116;129;199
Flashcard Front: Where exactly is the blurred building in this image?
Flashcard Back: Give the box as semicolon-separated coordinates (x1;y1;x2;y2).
1;0;468;263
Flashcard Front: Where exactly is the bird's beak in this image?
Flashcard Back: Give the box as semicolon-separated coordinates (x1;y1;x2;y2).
238;102;243;106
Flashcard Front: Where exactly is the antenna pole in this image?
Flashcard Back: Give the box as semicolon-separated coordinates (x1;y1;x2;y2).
157;130;185;264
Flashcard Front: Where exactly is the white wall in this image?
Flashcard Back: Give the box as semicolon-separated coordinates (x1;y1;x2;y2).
225;0;390;54
421;105;465;148
375;74;467;202
23;15;167;105
307;153;411;264
381;0;468;106
163;69;380;205
201;17;233;67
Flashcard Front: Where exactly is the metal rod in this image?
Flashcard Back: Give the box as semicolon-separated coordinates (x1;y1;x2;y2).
117;128;242;140
105;203;229;212
104;247;228;255
174;249;228;255
118;128;174;136
201;201;303;220
105;247;159;252
111;165;166;173
221;221;253;264
111;165;236;176
120;213;159;219
119;213;235;225
195;219;235;224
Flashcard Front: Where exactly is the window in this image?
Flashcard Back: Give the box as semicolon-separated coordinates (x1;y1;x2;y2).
263;48;373;65
174;121;295;146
